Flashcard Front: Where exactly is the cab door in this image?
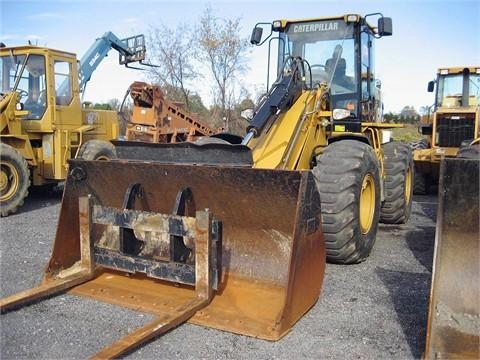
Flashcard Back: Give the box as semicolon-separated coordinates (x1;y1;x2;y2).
50;54;82;179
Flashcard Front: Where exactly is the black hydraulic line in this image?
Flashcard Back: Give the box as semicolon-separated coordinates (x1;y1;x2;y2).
245;57;305;140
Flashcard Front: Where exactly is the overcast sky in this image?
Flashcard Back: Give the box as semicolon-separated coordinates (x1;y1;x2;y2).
1;0;479;113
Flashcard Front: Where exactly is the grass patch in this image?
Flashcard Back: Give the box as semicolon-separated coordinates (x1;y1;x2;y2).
391;124;423;143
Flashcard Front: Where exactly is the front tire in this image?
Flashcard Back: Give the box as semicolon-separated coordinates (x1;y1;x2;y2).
457;144;480;159
380;141;414;224
0;143;30;217
78;140;116;160
313;140;381;264
409;139;428;194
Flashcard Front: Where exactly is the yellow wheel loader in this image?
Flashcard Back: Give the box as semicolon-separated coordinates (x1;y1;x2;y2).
244;14;413;263
411;66;480;194
1;14;413;358
0;32;149;216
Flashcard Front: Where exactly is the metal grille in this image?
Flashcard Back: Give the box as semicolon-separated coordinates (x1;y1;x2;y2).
436;114;475;147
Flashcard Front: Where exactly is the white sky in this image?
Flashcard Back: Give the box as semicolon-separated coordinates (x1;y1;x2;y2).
1;0;479;113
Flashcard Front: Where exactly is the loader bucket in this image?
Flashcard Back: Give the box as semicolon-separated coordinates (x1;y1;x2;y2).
1;152;325;357
424;157;480;359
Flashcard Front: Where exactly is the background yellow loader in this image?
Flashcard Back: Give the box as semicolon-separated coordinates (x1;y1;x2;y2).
0;32;149;216
411;66;480;194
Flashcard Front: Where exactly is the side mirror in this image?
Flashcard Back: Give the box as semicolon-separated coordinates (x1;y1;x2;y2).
378;17;393;37
419;124;433;135
250;27;263;45
427;81;435;92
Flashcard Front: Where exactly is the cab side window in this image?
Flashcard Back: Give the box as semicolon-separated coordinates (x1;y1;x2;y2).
23;55;47;120
361;32;373;101
54;61;72;106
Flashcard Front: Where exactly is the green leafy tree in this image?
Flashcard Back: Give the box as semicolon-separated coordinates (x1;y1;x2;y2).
399;106;420;124
384;111;398;124
93;103;112;110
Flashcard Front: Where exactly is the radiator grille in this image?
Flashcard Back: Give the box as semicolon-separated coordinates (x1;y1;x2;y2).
435;113;475;147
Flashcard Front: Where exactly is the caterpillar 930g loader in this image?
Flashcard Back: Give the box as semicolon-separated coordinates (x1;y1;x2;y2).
1;14;413;358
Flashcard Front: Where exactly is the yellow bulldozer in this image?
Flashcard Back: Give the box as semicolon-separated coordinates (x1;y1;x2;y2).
0;32;149;216
1;14;414;358
411;66;480;194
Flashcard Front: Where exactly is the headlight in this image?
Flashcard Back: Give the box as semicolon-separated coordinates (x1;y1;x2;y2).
332;108;350;120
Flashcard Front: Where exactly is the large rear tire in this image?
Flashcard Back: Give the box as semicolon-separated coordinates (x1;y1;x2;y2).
0;143;30;217
313;140;381;264
380;141;414;224
78;140;116;160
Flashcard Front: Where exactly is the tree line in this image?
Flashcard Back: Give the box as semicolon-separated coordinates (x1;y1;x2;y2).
384;105;431;124
143;5;254;135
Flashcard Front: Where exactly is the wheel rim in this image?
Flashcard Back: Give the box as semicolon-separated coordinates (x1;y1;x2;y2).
359;173;375;234
95;155;110;161
404;164;412;204
0;162;19;201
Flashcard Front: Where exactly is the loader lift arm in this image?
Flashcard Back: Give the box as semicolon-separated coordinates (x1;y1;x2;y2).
78;32;148;93
243;56;306;145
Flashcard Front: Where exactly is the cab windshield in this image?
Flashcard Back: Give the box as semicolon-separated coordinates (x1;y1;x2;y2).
436;72;480;107
0;54;26;93
279;19;356;95
0;53;47;119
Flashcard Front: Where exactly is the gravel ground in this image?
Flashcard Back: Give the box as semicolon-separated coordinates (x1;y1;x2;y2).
0;189;437;359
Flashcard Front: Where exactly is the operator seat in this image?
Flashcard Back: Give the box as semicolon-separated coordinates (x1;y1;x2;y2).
325;44;347;81
326;58;347;78
325;45;355;91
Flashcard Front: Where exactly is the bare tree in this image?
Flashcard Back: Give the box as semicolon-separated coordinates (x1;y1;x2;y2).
147;23;199;109
197;6;249;118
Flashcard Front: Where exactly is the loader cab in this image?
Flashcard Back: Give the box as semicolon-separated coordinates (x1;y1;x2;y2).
0;46;81;132
430;67;480;109
251;14;392;122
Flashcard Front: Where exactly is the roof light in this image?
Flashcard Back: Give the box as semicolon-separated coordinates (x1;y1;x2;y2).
476;68;480;74
440;69;449;75
272;20;283;31
345;14;360;23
